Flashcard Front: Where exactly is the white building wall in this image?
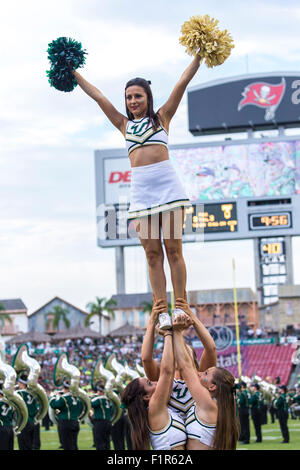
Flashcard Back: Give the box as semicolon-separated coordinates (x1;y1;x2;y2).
104;308;151;334
13;313;28;334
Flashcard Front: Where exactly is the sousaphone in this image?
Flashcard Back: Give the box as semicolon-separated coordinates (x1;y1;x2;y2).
12;343;48;423
92;358;122;425
52;352;91;421
0;343;28;434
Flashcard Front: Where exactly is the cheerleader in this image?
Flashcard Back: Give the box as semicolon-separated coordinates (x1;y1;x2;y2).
72;54;201;317
141;298;216;418
48;17;234;323
172;314;239;450
121;301;189;450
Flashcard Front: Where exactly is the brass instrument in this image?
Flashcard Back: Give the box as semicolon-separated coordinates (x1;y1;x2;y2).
251;374;277;404
105;353;117;374
105;353;132;392
92;358;116;391
12;343;48;424
48;390;61;426
124;361;140;380
48;388;65;424
240;375;252;385
52;352;91;421
240;374;278;404
0;341;28;434
91;358;122;425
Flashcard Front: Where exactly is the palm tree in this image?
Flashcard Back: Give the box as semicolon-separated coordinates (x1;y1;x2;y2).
45;305;70;332
0;302;12;331
85;297;117;335
140;300;153;315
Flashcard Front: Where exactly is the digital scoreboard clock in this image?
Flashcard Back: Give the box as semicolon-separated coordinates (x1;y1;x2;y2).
249;212;292;230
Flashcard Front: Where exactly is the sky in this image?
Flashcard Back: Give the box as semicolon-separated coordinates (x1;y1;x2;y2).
1;0;300;314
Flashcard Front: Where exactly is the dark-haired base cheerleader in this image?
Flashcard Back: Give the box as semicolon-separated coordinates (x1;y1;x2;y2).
121;302;189;450
172;313;240;450
71;54;201;318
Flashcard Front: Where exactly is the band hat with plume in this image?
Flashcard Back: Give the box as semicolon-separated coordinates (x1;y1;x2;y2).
179;14;234;68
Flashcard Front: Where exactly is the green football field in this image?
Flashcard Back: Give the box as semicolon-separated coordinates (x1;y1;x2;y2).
237;419;300;451
13;418;300;451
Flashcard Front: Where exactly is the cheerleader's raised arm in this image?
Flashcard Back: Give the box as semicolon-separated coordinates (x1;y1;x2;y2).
158;54;201;128
72;70;128;135
72;52;201;136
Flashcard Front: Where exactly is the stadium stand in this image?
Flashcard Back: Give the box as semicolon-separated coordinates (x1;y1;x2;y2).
194;343;295;385
244;344;295;385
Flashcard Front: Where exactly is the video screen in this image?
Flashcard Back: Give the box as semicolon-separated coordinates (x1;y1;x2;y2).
170;140;300;202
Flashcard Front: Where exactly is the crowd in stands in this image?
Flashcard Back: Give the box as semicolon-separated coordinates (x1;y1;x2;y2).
4;328;298;393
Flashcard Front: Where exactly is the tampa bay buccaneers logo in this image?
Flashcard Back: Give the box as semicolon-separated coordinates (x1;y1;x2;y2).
238;78;286;121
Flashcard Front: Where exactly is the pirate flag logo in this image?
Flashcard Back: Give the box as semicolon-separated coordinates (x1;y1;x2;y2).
238;78;286;121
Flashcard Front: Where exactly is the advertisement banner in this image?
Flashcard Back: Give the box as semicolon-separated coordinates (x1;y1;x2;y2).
194;345;249;378
104;157;131;204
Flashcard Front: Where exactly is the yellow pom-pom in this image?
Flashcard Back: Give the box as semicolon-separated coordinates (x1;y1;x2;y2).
179;14;234;68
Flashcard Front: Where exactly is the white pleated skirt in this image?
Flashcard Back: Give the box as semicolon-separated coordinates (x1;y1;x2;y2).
128;159;191;219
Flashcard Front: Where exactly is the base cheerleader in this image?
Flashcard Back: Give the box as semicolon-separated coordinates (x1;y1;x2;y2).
121;301;188;450
141;298;217;419
172;313;240;450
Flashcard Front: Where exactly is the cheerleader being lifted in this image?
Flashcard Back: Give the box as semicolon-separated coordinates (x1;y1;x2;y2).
47;16;234;326
72;57;200;323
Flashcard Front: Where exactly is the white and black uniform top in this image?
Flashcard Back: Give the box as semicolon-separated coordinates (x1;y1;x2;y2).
149;407;187;450
185;404;216;448
125;117;168;156
125;116;191;220
168;379;194;419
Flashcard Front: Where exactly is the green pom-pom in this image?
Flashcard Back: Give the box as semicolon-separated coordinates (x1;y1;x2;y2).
46;67;77;92
46;37;88;92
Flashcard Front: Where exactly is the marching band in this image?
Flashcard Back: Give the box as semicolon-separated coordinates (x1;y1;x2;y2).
0;340;299;450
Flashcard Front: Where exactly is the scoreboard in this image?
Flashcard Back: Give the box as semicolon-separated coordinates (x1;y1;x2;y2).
184;203;238;234
94;136;300;306
94;138;300;247
97;197;299;246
